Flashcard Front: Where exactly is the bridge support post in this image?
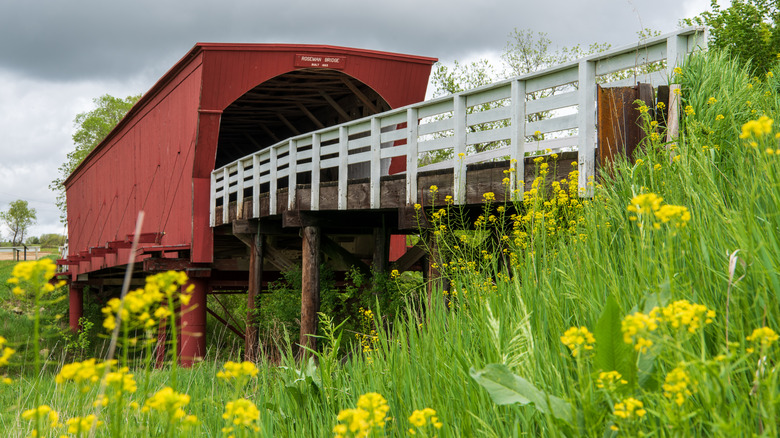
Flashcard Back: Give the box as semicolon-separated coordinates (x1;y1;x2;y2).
245;233;263;361
372;219;390;275
179;277;208;366
68;283;83;332
299;225;321;351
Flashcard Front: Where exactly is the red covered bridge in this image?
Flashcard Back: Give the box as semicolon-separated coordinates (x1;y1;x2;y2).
60;28;706;365
61;43;437;364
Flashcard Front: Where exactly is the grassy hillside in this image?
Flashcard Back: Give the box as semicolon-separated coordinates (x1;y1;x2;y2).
1;51;779;437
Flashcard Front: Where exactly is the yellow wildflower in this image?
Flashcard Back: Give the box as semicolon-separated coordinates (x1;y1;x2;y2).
223;399;260;432
663;366;694;406
746;327;779;349
622;312;658;353
613;397;646;419
739;116;773;139
560;326;595;358
66;415;102;434
597;371;628;392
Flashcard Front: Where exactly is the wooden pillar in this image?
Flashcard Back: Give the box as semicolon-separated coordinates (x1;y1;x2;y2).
245;233;263;362
68;283;83;332
372;218;390;274
179;277;208;366
299;225;321;350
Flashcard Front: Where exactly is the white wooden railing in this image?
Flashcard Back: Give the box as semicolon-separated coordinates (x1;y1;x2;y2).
211;27;706;226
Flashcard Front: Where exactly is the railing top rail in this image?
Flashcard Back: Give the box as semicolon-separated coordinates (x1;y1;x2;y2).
212;26;705;175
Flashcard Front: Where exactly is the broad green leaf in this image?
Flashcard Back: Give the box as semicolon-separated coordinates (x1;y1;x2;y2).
470;364;573;424
594;295;636;386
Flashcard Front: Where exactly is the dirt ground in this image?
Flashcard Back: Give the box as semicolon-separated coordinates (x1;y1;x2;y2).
0;251;52;261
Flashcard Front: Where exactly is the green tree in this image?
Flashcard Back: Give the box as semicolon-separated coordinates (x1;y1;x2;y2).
50;94;142;222
39;233;66;248
1;200;37;246
688;0;780;75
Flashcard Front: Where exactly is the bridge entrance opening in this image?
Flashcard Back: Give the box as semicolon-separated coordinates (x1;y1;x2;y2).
215;69;391;169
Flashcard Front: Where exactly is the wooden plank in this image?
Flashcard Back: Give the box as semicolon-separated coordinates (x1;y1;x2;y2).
222;168;229;224
510;79;526;198
370;118;381;208
210;172;217;226
288;139;297;210
320;90;350;122
406;107;419;205
321;235;371;275
453;95;467;204
526;66;578;93
391;241;426;272
311;133;321;210
526;90;577;115
236;159;245;219
341;77;379;113
578;60;597;196
666;84;681;142
417;99;455;119
465;84;511;107
417;136;454;154
466;105;511;127
338;126;348;210
418;117;454;137
299;225;321;350
269;146;278;215
595;42;666;76
252;154;260;218
526;114;577;135
465;126;511;146
296;102;325;129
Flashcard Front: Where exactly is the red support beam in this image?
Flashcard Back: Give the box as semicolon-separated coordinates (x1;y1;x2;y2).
179;277;208;366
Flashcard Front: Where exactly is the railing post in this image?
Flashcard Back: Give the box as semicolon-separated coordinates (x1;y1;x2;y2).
311;133;321;211
338;126;348;210
666;34;689;78
406;107;419;205
222;168;229;224
288;139;297;211
209;171;217;226
510;79;526;199
577;60;596;197
236;160;245;219
269;146;278;215
370;118;381;209
252;154;260;218
453;95;467;204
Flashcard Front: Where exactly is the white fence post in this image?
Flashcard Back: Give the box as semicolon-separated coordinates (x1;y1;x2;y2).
210;171;217;226
269;146;278;215
236;159;245;219
222;168;229;224
577;60;596;197
311;133;321;210
510;79;526;199
453;95;467;204
288;139;297;210
252;154;260;218
338;126;348;210
406;107;419;205
370;118;381;209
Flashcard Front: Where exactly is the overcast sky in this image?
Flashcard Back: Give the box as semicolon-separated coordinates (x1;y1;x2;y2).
0;0;713;240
